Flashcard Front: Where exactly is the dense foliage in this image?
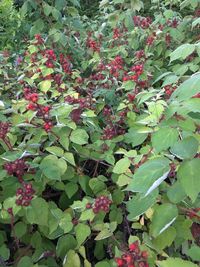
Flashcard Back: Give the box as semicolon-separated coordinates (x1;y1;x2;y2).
0;0;200;266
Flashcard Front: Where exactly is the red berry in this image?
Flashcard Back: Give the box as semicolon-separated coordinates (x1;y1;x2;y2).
86;203;92;209
115;258;124;267
129;242;138;252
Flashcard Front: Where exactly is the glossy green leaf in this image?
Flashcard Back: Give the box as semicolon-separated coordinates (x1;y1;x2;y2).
157;258;198;267
70;129;89;145
170;44;196;62
171;73;200;101
152;127;179;152
63;250;81;267
26;198;49;226
75;224;91;247
170;136;198;159
150;203;178;237
113;158;130;174
127;190;158;220
127;158;170;196
40;155;67;180
178;158;200;202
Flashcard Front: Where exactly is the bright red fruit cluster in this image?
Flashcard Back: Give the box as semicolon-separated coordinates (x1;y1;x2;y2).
115;241;149;267
0;122;10;139
16;182;35;206
86;32;101;52
164;84;177;97
133;16;152;29
92;196;112;213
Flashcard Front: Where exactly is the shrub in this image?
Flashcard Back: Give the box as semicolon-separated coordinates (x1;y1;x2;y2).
0;1;200;266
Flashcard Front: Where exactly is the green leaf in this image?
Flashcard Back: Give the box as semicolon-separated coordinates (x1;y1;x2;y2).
127;158;170;197
59;213;73;233
192;17;200;28
89;178;106;194
65;182;78;198
43;2;52;16
30;19;44;37
170;44;196;62
17;256;33;267
124;128;148;147
153;227;176;251
95;261;111;267
150;203;178;238
26;198;49;226
70;129;89;145
152;127;179;153
55;0;66;10
63;250;81;267
75;224;91;247
127;190;158;220
167;181;186;204
170;136;198;159
157;258;198;267
56;235;77;259
123;80;135;91
186;245;200;261
131;0;143;11
63;152;75;166
45;146;64;157
14;222;27;238
95;229;113;241
39;80;51;92
40;155;67;180
178;158;200;202
52;7;62;21
170;73;200;101
113;158;130;174
0;244;10;260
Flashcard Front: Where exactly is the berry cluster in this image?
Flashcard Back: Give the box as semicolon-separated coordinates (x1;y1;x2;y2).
101;124;126;140
123;64;144;83
4;159;29;178
108;56;124;78
135;50;145;60
165;33;171;47
34;34;44;45
65;95;94;109
60;54;72;74
127;93;136;102
4;158;35;207
167;18;179;28
0;122;10;139
113;28;122;39
163;85;177;97
193;93;200;98
131;64;144;76
115;241;149;267
54;73;62;85
44;49;56;68
43;121;53;132
27;103;50;116
111;26;128;47
92;196;112;214
146;34;156;46
23;85;53;132
23;87;38;101
86;33;101;52
16;183;35;206
133;16;152;29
